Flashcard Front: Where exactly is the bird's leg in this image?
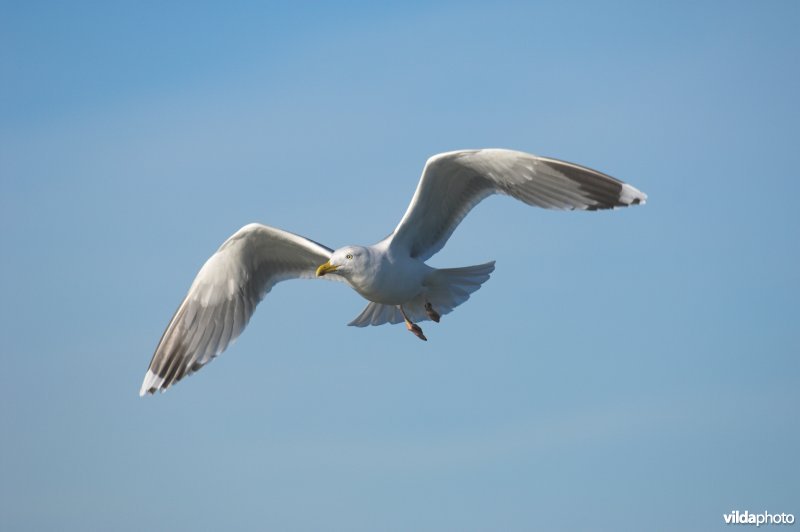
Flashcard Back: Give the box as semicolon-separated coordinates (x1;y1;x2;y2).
399;305;427;341
424;302;440;323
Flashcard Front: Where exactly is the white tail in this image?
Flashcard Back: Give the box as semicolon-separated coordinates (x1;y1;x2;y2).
348;261;495;327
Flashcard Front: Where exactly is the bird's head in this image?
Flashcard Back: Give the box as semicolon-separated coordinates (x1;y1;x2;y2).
316;246;368;279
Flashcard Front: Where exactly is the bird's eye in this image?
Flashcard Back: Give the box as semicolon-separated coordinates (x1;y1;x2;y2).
346;253;353;260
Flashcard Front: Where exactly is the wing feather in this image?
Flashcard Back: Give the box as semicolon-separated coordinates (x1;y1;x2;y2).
140;223;336;395
386;149;647;260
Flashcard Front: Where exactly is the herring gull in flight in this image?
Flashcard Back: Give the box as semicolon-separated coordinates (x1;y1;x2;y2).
140;149;646;395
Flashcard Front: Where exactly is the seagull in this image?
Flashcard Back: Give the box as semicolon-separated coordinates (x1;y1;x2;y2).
140;149;646;395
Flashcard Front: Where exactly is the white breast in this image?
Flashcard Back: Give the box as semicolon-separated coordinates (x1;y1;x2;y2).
349;248;432;305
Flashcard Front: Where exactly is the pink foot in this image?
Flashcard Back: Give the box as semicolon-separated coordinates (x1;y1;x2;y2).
406;320;427;341
425;302;440;323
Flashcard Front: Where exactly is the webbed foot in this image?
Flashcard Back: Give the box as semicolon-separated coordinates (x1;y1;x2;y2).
406;320;427;341
424;302;440;323
399;305;427;341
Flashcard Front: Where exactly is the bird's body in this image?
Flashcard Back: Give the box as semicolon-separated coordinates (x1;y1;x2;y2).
140;149;647;395
345;245;433;305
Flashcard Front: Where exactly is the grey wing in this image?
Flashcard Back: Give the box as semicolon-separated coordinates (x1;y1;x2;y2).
140;223;336;395
385;149;647;261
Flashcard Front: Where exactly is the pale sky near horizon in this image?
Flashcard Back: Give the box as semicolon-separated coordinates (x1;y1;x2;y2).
1;2;798;531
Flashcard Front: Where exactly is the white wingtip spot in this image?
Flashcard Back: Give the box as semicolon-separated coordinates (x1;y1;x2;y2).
139;369;164;396
621;183;647;206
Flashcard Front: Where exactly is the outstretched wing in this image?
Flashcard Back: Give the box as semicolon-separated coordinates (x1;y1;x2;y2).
386;149;647;261
140;223;336;395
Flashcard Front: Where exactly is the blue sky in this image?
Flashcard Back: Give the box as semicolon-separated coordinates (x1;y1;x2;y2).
1;1;798;531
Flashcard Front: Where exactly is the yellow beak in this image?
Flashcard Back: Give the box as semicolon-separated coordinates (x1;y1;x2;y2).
316;260;338;277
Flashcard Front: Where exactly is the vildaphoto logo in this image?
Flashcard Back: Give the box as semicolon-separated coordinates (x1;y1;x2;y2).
723;511;795;526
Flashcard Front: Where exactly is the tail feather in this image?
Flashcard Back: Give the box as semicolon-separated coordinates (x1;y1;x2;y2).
348;261;495;327
348;301;404;327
